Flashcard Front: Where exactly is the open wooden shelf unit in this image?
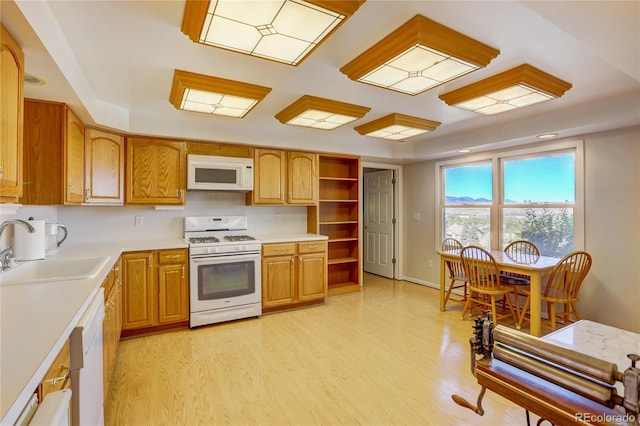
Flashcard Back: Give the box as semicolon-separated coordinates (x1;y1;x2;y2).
310;154;361;296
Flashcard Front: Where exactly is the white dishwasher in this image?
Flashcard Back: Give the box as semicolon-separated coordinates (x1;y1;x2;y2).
70;287;105;426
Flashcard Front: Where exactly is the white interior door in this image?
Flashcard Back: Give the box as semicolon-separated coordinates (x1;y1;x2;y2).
364;169;394;278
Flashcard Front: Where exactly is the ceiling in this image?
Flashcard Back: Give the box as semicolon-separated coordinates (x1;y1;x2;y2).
3;0;639;163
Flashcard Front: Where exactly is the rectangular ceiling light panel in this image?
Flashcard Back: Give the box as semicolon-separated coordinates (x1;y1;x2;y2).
181;88;259;117
275;95;371;130
354;113;441;140
185;0;364;65
359;45;479;95
169;70;272;118
439;64;572;115
340;15;499;95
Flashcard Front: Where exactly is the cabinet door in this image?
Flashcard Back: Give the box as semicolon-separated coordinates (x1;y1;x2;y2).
64;108;85;204
262;255;296;308
298;252;327;302
288;152;317;205
122;251;156;330
158;263;188;324
253;149;285;204
126;137;186;205
85;128;124;204
0;26;24;202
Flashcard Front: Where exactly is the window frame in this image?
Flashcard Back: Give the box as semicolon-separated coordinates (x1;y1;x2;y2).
435;139;584;252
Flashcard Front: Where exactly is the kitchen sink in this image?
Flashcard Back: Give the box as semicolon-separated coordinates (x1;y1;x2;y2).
0;256;110;285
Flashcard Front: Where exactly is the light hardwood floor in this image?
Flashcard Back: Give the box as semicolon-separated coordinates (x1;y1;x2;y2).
105;274;532;425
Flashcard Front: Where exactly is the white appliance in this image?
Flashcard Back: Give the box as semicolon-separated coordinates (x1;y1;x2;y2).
187;155;253;191
14;218;45;261
185;216;262;328
28;389;72;426
70;288;105;426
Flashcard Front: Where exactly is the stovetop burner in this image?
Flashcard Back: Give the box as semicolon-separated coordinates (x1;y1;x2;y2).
188;236;220;244
224;235;256;242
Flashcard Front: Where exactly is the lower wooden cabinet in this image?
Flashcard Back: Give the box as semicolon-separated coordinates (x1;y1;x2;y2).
122;248;188;336
102;257;122;400
262;240;327;312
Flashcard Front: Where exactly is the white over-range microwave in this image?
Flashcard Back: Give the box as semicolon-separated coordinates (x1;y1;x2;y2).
187;154;254;191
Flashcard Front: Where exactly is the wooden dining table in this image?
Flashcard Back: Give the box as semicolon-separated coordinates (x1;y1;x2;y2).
437;249;562;337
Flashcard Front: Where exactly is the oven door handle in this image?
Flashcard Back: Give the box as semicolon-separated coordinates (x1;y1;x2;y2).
190;253;260;262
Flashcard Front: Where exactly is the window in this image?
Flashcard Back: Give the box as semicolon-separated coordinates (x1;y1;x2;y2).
437;141;583;257
443;162;492;248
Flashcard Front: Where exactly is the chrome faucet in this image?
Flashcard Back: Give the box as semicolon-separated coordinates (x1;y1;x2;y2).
0;220;36;271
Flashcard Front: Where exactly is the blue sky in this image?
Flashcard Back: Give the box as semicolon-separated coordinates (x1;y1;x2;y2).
445;154;575;203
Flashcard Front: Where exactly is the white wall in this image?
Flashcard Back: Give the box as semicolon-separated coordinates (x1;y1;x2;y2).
11;191;308;246
402;125;640;333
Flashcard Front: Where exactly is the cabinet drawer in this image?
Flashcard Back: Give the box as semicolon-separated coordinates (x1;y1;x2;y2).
158;249;187;264
298;241;327;254
263;243;296;256
38;339;71;401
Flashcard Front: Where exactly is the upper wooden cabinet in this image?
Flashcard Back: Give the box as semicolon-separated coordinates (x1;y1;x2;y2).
85;128;124;205
0;25;24;203
22;100;85;205
250;148;318;205
125;137;186;205
288;151;318;204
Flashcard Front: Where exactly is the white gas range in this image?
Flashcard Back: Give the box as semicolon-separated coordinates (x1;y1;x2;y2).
184;216;262;328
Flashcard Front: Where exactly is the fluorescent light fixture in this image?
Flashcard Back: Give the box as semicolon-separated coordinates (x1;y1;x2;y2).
169;69;271;118
439;64;572;115
181;0;365;66
340;15;499;95
275;95;370;130
354;113;440;140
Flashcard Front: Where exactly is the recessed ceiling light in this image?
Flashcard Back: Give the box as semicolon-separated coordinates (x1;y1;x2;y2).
458;149;472;153
537;133;558;139
24;72;46;85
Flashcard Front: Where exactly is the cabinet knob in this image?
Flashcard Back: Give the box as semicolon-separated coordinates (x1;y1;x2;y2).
148;254;153;266
182;265;185;279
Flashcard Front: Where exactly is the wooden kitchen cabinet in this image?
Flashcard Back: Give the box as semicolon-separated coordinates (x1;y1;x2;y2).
250;149;318;205
122;248;188;336
85;127;125;205
103;257;122;400
157;249;189;324
125;137;186;205
22;100;85;205
262;240;327;312
0;25;24;203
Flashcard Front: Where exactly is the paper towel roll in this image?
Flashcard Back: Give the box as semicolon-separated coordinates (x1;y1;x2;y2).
14;219;45;261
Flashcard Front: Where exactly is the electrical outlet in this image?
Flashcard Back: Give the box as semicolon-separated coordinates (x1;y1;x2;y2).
427;259;433;268
135;215;144;226
413;212;421;221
